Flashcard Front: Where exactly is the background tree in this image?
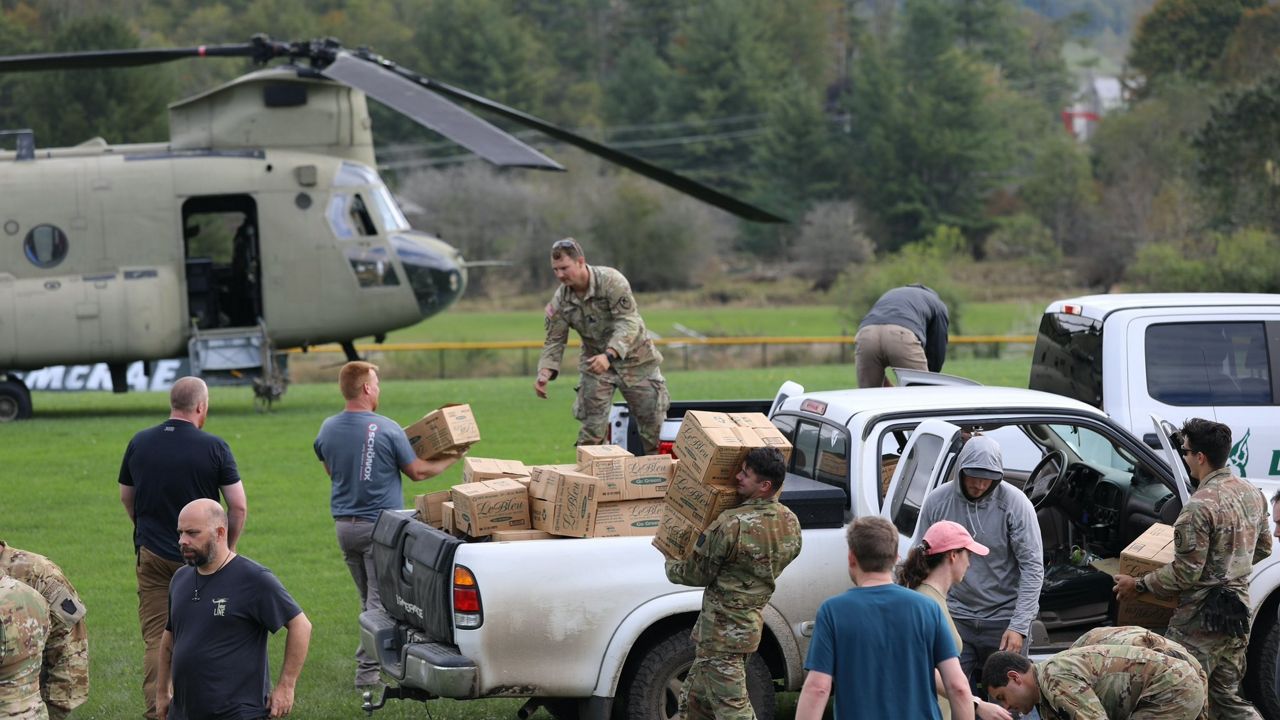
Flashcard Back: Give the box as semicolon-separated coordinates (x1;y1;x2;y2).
1128;0;1265;92
15;16;172;146
1195;72;1280;233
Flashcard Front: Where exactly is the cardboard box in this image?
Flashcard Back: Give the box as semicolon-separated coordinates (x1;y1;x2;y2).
414;490;452;527
530;496;598;538
621;454;675;500
593;499;665;537
491;529;557;542
1091;556;1176;628
664;464;739;528
463;457;530;484
404;404;481;459
450;479;529;537
441;501;456;534
727;412;793;461
577;445;633;501
673;420;758;487
529;468;598;537
1119;524;1178;608
653;506;701;560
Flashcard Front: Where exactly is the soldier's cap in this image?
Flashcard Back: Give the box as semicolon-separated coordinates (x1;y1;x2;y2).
957;435;1002;481
922;520;989;556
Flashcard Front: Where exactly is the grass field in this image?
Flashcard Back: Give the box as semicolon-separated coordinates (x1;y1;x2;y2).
388;300;1047;343
5;357;1031;719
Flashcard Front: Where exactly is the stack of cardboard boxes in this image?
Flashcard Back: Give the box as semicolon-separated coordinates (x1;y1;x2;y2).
583;448;672;538
405;421;674;542
404;404;795;549
653;411;791;559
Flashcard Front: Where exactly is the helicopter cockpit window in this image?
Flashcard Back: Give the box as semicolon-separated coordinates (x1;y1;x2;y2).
23;224;69;268
369;185;410;233
327;195;355;239
345;246;400;288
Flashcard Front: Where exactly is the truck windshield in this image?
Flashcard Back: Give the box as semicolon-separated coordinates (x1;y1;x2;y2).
1030;313;1103;408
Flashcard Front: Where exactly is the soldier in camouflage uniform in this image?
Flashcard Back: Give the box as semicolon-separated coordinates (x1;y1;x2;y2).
1114;418;1271;719
1071;627;1208;720
982;644;1206;719
664;448;802;719
0;574;50;720
0;542;87;720
534;238;670;454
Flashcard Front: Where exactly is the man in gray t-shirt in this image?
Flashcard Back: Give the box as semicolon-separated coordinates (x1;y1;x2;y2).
313;361;461;688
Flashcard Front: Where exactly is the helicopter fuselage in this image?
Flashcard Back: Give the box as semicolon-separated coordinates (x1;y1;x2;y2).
0;143;465;370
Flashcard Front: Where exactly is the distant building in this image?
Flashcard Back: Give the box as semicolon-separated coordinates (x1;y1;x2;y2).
1062;74;1124;141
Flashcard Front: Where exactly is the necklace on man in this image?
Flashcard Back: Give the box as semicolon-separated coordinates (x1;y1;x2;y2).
191;552;234;602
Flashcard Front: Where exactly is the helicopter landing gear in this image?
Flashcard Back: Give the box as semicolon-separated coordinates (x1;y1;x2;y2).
0;375;33;422
341;340;361;362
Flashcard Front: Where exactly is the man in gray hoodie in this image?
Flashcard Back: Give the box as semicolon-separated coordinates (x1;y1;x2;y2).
912;434;1043;696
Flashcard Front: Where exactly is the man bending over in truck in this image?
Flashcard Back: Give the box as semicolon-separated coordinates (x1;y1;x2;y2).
664;448;802;719
534;237;670;454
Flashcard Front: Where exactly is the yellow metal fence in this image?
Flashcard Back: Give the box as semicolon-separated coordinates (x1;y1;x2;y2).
288;335;1037;378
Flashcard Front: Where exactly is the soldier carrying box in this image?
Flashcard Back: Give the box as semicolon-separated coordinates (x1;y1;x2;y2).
663;448;802;720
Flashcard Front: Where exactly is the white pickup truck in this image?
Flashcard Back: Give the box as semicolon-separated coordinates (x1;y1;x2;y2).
1029;293;1280;477
360;382;1280;720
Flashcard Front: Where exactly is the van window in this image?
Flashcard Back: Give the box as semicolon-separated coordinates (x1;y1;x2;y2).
1030;313;1103;408
1145;322;1273;406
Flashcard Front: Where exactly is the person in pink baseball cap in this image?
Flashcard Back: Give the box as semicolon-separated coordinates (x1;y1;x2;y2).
900;521;1009;720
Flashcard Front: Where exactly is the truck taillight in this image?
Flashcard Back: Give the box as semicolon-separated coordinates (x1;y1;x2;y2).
453;565;483;629
659;441;676;457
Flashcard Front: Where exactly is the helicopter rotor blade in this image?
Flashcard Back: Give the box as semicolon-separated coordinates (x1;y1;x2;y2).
333;52;787;223
0;43;262;73
320;52;563;171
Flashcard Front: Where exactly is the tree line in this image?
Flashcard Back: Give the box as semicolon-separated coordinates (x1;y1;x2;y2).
1;0;1274;298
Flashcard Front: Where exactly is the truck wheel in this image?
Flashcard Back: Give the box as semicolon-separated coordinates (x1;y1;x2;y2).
0;379;32;422
1246;608;1280;718
620;631;774;720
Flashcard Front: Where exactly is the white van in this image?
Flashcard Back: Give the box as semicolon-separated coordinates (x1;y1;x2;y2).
1029;293;1280;477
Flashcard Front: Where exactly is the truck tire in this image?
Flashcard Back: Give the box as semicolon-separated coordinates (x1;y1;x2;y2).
0;379;32;422
620;631;774;720
1246;608;1280;718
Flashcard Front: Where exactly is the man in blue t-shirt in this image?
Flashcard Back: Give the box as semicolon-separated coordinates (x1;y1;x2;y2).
796;517;975;720
313;361;462;687
157;499;310;720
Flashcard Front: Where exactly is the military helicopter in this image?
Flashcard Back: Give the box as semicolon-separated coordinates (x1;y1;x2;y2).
0;35;782;421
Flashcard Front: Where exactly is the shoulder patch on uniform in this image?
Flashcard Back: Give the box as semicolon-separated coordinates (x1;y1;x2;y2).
1174;522;1197;554
614;295;633;312
49;586;86;624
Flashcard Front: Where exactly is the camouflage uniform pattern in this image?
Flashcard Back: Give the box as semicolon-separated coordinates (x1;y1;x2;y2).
538;265;669;453
1071;627;1207;720
0;543;87;720
1036;644;1205;720
664;497;802;719
1144;467;1271;720
0;575;50;720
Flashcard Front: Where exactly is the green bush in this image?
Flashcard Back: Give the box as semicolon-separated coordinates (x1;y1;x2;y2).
1128;228;1280;291
983;213;1063;268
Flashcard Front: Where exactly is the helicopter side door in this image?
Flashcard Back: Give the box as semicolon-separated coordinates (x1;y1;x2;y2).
181;195;262;329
